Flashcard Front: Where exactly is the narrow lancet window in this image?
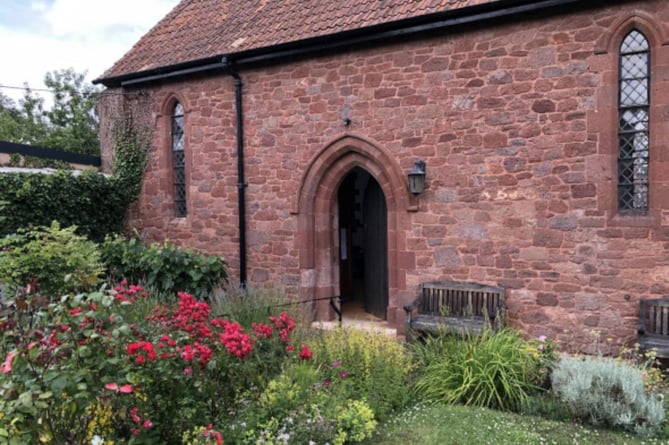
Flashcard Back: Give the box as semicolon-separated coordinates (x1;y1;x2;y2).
172;102;186;217
618;30;649;211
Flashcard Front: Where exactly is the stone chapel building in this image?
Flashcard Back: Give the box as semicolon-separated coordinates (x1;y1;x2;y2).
96;0;669;350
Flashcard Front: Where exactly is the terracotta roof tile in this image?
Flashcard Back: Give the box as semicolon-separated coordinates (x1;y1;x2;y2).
99;0;502;81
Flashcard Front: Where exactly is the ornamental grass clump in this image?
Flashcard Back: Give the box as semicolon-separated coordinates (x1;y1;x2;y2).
411;329;539;412
551;356;665;437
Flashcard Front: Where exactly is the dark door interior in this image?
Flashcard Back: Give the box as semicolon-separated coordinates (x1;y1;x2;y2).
363;178;388;319
338;167;388;320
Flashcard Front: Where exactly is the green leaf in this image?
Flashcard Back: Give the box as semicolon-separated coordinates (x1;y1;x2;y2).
77;345;92;358
38;391;53;399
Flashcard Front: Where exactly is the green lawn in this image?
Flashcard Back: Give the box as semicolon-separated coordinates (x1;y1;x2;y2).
363;403;668;445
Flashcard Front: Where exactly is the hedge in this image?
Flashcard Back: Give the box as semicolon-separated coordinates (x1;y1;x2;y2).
0;170;130;242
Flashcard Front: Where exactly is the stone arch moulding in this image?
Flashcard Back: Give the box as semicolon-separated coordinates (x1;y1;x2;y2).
292;133;416;215
159;91;189;117
594;10;669;54
293;133;413;280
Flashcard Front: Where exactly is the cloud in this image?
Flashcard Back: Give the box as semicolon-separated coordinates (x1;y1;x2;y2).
30;2;49;13
45;0;178;40
1;0;178;104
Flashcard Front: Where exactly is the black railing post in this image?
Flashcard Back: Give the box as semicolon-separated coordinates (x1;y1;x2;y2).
330;296;342;324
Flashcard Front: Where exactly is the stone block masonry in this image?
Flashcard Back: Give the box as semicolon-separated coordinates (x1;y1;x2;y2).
101;0;669;353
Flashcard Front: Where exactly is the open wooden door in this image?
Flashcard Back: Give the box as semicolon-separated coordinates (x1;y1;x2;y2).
363;179;388;319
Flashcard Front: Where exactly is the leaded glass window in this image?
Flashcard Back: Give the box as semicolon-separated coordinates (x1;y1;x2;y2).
172;102;186;217
618;30;649;211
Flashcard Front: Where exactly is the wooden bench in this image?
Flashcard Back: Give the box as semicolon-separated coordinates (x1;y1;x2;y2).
403;280;505;339
638;298;669;359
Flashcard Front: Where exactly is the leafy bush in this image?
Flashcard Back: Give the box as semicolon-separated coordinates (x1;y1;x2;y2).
0;221;103;297
100;236;227;300
0;287;133;443
551;356;665;436
0;283;311;444
411;329;539;411
0;109;149;243
0;171;129;242
311;327;413;419
233;361;377;445
519;393;572;422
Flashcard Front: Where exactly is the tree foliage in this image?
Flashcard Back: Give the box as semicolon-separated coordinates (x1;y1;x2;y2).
0;68;101;155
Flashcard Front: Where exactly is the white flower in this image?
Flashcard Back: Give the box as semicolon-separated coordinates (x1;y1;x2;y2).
91;436;104;445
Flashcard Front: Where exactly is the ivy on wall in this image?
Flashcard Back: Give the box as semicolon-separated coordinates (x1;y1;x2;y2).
0;90;152;242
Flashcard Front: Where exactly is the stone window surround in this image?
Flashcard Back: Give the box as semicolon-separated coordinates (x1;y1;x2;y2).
594;12;669;229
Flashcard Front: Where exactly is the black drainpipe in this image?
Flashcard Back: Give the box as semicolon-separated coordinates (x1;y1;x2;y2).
222;57;247;289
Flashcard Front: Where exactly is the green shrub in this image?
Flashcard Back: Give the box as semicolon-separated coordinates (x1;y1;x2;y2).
311;327;412;419
0;171;129;242
235;361;376;445
334;399;377;445
0;221;103;296
100;235;227;300
411;329;538;411
551;356;665;436
519;393;572;422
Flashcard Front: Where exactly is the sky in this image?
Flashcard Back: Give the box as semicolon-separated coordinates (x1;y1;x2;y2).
0;0;180;104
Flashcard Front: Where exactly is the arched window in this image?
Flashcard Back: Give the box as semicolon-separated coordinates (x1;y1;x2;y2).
171;102;186;217
618;30;650;212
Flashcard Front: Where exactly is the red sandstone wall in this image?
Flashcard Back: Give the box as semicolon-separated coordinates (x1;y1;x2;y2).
102;0;669;352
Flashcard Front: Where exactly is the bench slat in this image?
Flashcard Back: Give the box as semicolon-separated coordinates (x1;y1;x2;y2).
406;280;505;339
638;298;669;359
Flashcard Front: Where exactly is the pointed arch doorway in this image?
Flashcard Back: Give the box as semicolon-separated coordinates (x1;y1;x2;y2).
294;134;418;328
338;167;388;320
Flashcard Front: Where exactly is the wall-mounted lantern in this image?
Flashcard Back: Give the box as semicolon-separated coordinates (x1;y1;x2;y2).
408;160;426;196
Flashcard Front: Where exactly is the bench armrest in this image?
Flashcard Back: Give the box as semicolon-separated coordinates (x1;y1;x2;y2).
638;298;647;336
403;295;422;313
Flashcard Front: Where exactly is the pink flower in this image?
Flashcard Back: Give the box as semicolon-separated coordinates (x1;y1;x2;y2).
130;407;141;423
105;383;132;394
339;371;348;379
142;419;153;429
323;380;331;387
2;351;16;374
332;360;340;367
184;367;192;376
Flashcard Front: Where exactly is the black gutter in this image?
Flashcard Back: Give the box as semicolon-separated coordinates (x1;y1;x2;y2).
221;59;247;289
97;0;585;88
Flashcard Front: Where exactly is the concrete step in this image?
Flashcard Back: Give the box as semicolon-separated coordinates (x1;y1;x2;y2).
311;319;397;337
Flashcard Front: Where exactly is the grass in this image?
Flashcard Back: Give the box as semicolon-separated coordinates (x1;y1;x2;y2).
363;403;668;445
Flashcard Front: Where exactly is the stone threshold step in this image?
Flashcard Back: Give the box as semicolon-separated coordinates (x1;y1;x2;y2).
311;320;397;337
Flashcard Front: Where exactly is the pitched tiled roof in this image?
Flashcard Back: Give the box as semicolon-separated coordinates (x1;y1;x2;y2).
98;0;504;83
